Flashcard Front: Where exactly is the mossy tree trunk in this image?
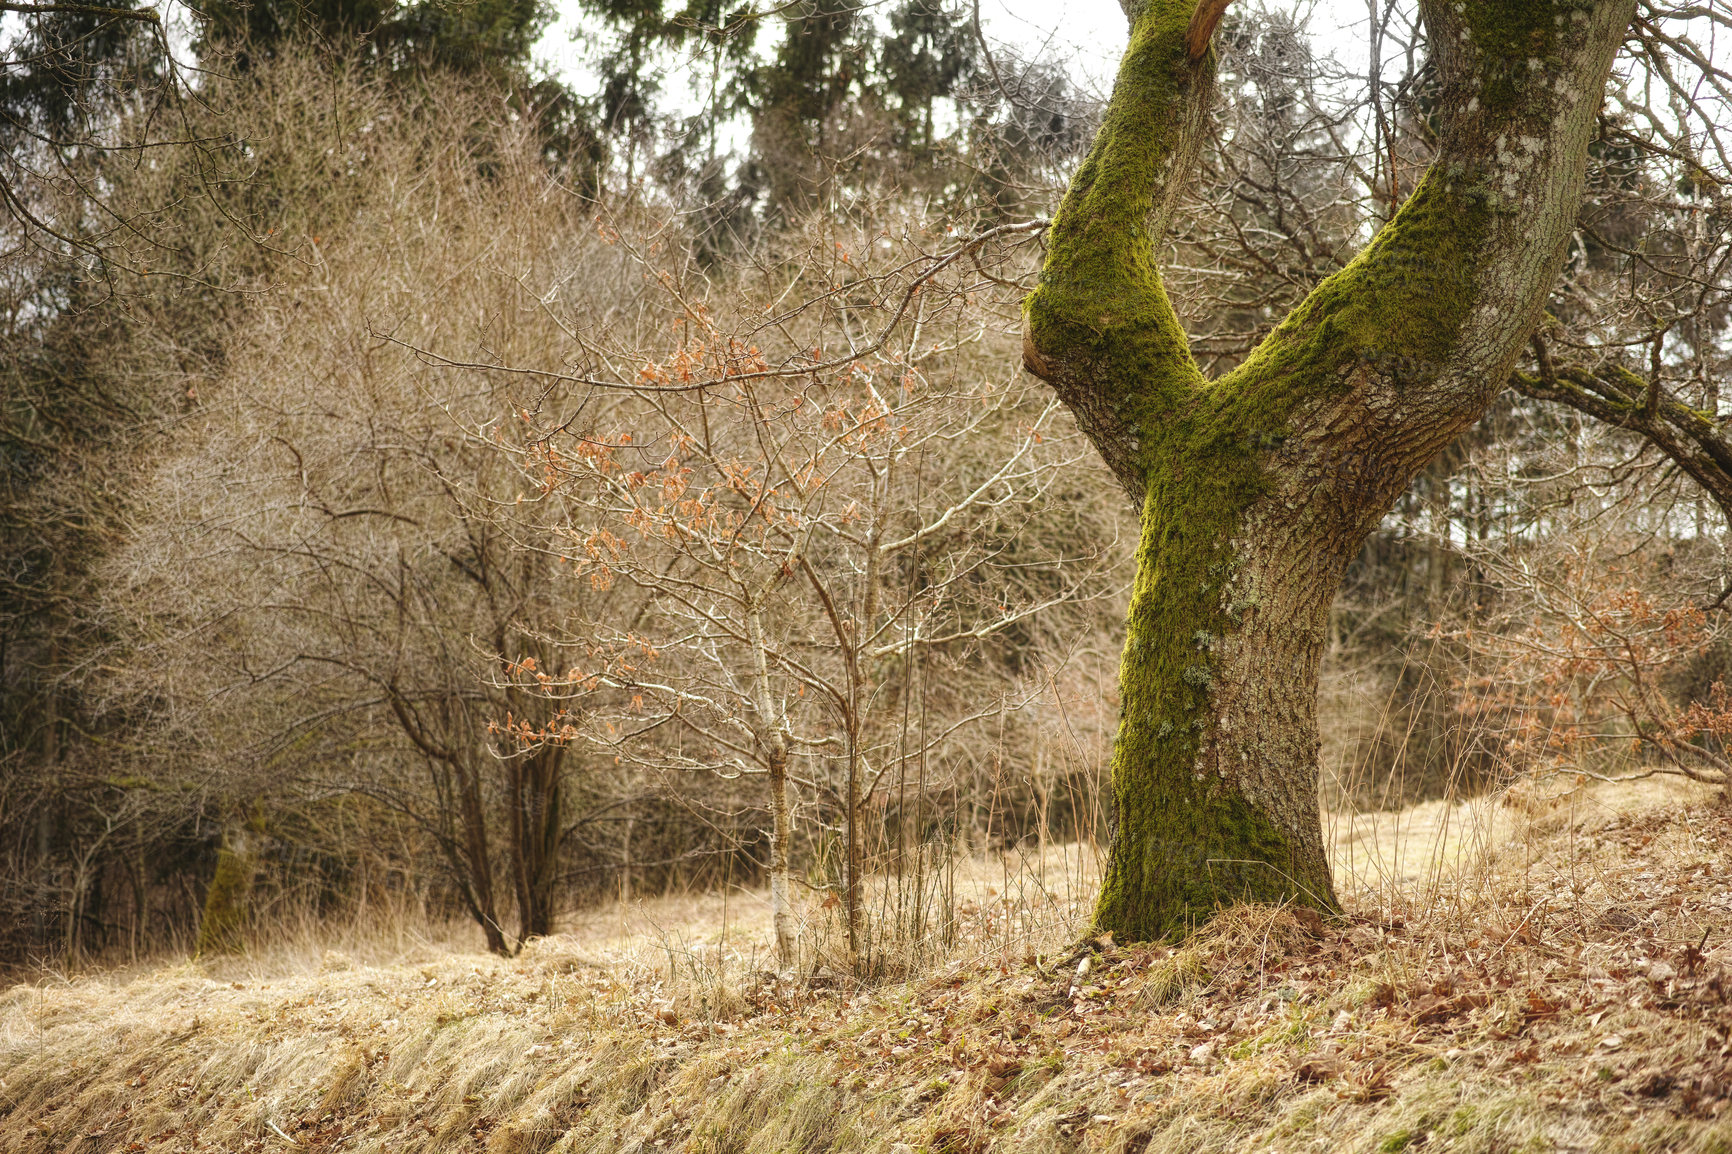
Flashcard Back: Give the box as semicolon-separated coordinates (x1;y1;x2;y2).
1023;0;1634;942
196;817;262;956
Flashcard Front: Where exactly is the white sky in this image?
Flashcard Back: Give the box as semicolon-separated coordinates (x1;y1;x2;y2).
0;0;1384;113
972;0;1374;87
532;0;1378;114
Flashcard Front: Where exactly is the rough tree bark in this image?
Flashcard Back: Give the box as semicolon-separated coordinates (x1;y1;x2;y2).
1022;0;1634;941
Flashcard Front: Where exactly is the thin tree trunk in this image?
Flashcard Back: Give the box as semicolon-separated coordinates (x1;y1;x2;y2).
747;604;799;966
65;857;88;962
388;692;510;954
620;812;635;906
456;764;508;955
508;748;564;943
130;843;146;962
529;750;564;939
844;713;863;960
37;635;59;950
768;744;797;966
1025;0;1634;941
32;808;50;947
845;503;886;964
797;556;868;964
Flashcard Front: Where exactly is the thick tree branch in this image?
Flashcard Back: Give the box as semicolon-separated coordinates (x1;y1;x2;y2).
1186;0;1233;59
1510;359;1732;523
1022;0;1216;501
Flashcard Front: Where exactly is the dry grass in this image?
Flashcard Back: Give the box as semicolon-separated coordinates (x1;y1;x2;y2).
6;778;1732;1153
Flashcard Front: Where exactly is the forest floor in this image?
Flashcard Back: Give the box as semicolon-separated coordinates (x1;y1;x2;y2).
6;776;1732;1153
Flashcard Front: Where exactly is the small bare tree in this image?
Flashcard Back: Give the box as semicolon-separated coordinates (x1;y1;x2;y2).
473;210;1122;968
1443;412;1732;789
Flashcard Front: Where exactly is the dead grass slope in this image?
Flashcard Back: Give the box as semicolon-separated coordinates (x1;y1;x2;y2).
7;781;1732;1153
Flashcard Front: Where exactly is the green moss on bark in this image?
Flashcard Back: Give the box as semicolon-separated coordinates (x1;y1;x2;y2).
1033;0;1569;944
1087;162;1500;941
196;845;254;956
1452;1;1566;114
196;815;263;957
1023;0;1207;434
1229;169;1492;391
1092;424;1316;942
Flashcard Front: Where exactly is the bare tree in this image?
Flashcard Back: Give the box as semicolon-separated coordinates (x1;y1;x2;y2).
99;81;643;955
481;212;1123;969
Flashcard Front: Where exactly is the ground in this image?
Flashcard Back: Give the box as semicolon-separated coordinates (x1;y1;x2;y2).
5;777;1732;1153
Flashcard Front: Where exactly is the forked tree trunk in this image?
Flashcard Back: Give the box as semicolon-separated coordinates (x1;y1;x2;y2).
1024;0;1634;941
388;694;512;955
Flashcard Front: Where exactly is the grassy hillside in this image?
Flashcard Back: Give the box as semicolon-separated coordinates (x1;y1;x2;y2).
4;779;1732;1153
